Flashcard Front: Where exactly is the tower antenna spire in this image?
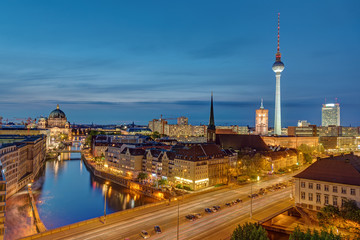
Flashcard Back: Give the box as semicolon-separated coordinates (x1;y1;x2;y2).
275;13;281;62
277;13;280;53
260;98;264;109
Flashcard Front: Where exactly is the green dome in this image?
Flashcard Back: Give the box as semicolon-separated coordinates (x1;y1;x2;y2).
49;104;66;119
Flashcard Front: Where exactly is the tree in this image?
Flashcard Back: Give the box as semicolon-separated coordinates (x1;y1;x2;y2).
289;226;342;240
157;178;168;186
231;222;269;240
137;172;148;182
151;131;161;139
317;205;340;227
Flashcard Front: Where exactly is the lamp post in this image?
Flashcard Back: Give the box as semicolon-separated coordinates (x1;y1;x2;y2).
103;181;109;224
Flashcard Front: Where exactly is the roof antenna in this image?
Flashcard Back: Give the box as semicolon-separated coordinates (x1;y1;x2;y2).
260;98;264;109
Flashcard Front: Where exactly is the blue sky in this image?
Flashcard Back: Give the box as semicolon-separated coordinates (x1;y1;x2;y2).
0;1;359;126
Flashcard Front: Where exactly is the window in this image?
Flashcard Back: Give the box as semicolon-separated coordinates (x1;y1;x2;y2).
324;195;329;205
316;184;321;190
301;192;305;200
333;186;338;193
309;193;313;201
333;196;338;206
301;182;305;188
309;183;313;189
324;185;329;192
308;205;313;210
341;187;347;194
316;193;321;203
351;189;356;196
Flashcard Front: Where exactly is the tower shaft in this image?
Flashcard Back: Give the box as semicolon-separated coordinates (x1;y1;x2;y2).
274;73;282;135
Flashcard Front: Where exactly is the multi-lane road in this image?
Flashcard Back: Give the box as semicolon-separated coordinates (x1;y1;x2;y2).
25;173;296;240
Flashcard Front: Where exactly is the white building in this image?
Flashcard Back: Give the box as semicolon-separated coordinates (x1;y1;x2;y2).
294;153;360;211
322;103;340;127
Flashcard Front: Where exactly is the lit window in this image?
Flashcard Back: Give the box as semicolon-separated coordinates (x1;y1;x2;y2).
309;193;313;201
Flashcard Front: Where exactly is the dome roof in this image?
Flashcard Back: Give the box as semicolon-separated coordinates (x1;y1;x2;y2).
49;104;66;119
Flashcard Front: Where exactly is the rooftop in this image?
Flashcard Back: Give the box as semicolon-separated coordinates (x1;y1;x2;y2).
294;153;360;186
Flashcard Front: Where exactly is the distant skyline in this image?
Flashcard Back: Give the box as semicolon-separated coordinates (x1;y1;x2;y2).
0;1;359;126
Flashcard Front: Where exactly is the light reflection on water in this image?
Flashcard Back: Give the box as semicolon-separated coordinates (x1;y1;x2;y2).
33;154;157;229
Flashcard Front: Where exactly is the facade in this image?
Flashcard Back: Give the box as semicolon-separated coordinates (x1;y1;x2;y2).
322;103;340;127
0;167;5;240
288;125;317;137
0;135;46;198
255;99;269;135
171;143;236;190
177;116;188;125
262;136;319;149
262;149;298;172
294;154;360;211
272;13;284;136
105;146;144;178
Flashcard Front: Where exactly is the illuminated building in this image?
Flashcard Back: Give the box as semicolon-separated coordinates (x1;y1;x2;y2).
0;167;5;239
294;153;360;211
177;116;188;125
272;13;285;135
255;99;269;135
0;135;46;198
207;93;216;143
322;103;340;127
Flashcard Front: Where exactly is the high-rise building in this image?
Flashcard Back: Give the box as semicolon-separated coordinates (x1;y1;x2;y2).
255;99;268;135
272;13;285;136
177;116;188;125
207;93;216;143
322;103;340;126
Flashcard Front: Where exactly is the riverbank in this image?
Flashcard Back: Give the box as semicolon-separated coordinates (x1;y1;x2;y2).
81;151;166;200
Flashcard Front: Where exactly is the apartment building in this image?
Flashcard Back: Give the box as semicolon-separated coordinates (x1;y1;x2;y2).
294;153;360;211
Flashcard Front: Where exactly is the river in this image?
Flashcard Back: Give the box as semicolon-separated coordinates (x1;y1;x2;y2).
5;150;157;239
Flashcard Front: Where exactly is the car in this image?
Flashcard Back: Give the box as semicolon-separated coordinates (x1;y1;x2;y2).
225;202;232;207
205;208;212;213
140;230;150;239
194;213;202;219
236;199;242;203
232;201;237;205
213;205;221;210
154;225;162;234
211;207;217;212
186;214;196;221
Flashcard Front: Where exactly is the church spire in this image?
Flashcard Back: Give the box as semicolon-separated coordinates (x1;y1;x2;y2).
56;104;60;109
207;92;216;143
208;92;215;130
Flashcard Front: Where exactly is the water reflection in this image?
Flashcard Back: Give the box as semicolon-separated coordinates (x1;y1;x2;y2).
33;156;157;229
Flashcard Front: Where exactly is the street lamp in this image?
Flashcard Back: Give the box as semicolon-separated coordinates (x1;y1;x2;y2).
103;181;110;224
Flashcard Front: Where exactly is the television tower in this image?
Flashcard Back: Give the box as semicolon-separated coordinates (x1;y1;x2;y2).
272;13;284;135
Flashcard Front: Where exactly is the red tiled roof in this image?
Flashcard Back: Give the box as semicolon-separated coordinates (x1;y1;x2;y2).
294;154;360;186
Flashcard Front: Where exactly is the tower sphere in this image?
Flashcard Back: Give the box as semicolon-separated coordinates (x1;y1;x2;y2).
272;61;284;73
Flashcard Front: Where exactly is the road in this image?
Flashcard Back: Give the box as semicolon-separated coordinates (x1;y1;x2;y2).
24;173;296;240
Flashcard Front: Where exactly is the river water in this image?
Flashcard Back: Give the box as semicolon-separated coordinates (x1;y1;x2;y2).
5;151;157;239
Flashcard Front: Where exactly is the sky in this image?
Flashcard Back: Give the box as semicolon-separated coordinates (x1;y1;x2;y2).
0;1;359;126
